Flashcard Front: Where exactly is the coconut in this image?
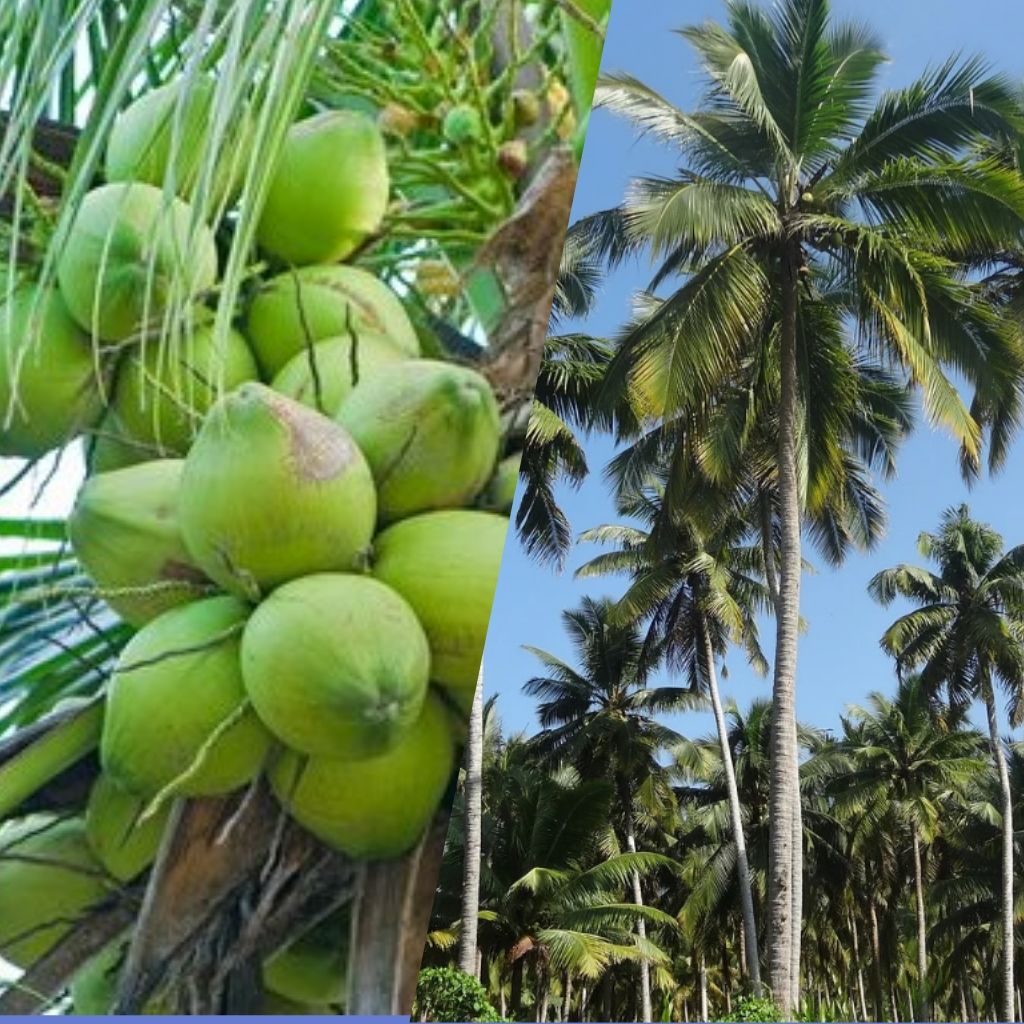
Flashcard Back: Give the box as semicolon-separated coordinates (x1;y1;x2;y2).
268;693;455;859
372;511;508;713
245;265;419;378
256;111;389;266
263;916;347;1005
241;574;428;758
480;452;521;513
0;285;104;457
105;77;250;206
113;318;258;455
85;774;171;882
69;459;211;625
86;407;173;474
102;596;271;797
0;815;112;968
270;332;405;417
178;384;377;599
56;182;218;341
336;360;500;523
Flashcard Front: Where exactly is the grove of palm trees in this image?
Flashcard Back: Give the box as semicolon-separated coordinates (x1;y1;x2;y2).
430;0;1024;1021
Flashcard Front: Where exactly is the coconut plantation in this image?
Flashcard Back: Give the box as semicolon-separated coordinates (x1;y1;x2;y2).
0;0;611;1014
425;0;1024;1021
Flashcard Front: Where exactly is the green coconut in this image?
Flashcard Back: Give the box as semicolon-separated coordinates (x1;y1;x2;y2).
56;182;219;341
241;573;429;758
68;459;211;625
113;318;258;454
263;917;347;1006
270;332;405;417
0;285;104;457
268;693;455;859
179;384;377;598
102;596;272;797
372;511;508;713
245;264;419;378
0;815;112;968
85;773;171;882
105;77;250;205
86;408;167;474
336;360;500;523
256;110;389;265
480;452;521;513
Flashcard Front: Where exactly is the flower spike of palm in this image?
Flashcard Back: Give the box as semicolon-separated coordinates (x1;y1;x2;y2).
869;505;1024;1021
580;0;1024;1009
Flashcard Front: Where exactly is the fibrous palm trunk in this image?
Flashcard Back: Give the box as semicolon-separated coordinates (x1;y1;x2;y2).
457;667;485;975
701;626;761;993
767;244;802;1015
911;827;929;1021
850;910;869;1022
982;677;1015;1023
699;956;709;1022
623;794;652;1021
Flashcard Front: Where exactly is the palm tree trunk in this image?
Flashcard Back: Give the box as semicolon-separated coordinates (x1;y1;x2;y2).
701;627;762;993
622;794;653;1022
699;956;709;1022
982;677;1015;1023
562;973;573;1022
458;668;485;975
511;957;524;1019
767;242;802;1015
911;827;929;1021
869;895;884;1021
791;785;803;1009
850;910;869;1022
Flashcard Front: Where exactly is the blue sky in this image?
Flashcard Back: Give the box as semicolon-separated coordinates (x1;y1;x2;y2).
483;0;1024;740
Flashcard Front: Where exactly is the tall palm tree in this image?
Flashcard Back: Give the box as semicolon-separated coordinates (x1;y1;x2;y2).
523;597;690;1021
831;675;987;1020
870;505;1024;1021
588;1;1024;1007
577;480;770;992
458;665;486;976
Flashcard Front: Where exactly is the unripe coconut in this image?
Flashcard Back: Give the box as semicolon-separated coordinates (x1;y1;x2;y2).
113;319;258;454
179;384;377;598
511;89;542;128
105;77;250;205
336;360;500;523
0;285;104;457
102;596;271;797
497;139;529;180
87;410;158;474
442;104;483;145
242;573;429;758
480;451;521;513
57;182;218;341
372;511;508;713
378;102;420;138
68;459;211;626
245;264;419;378
268;693;456;859
85;774;171;881
256;111;389;265
0;815;112;968
263;917;347;1005
270;332;405;417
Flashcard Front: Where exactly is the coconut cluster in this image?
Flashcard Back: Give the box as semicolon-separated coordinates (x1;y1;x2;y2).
0;76;521;1012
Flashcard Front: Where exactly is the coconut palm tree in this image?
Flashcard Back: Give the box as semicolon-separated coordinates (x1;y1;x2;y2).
458;665;486;976
830;675;987;1020
870;505;1024;1021
576;478;771;992
523;596;692;1021
584;1;1024;1007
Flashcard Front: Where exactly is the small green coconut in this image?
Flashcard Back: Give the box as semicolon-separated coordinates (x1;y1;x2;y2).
105;77;251;206
242;573;429;758
0;285;104;458
85;773;171;882
263;916;347;1006
56;182;219;341
479;452;521;513
372;511;508;713
0;815;113;968
268;693;455;859
270;332;405;416
179;384;377;599
113;318;258;455
336;360;500;523
68;459;211;626
245;264;419;378
257;111;389;265
102;596;272;797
